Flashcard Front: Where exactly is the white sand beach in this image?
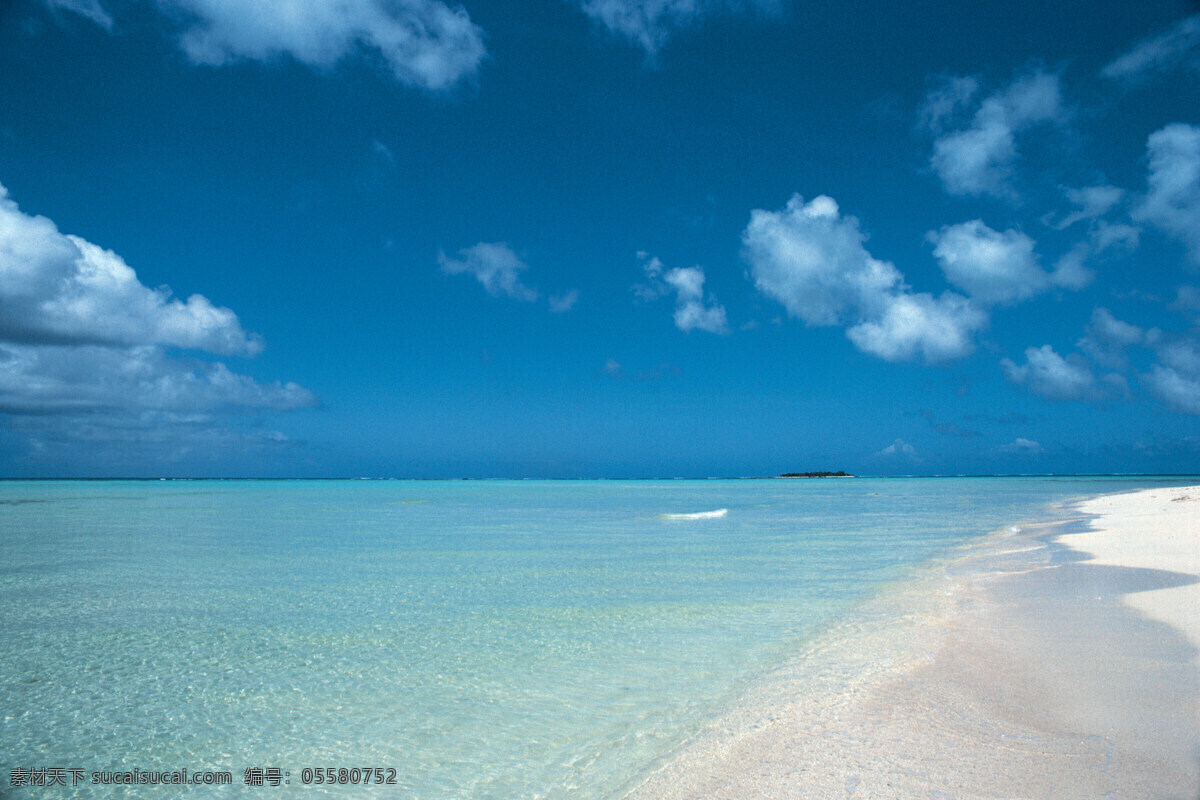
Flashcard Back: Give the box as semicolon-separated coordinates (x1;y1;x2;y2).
625;486;1200;800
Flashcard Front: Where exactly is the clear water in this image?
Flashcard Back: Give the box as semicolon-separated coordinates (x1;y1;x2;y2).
0;477;1192;798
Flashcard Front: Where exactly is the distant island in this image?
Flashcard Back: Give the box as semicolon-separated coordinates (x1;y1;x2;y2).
777;471;854;478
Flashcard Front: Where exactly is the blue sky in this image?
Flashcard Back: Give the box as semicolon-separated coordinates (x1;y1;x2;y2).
1;0;1199;477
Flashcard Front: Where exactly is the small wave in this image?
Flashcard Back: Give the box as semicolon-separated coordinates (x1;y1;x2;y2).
661;509;729;520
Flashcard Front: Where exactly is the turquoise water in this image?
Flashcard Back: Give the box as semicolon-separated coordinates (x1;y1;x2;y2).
0;477;1192;798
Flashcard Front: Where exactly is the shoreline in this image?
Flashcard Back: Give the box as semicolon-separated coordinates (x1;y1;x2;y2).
624;485;1200;799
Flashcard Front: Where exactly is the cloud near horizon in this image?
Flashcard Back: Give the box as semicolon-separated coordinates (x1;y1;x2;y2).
43;0;486;90
744;194;986;363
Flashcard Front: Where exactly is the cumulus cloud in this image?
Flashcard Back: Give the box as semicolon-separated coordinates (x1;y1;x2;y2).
0;184;260;354
439;242;539;302
1145;336;1200;415
1000;345;1100;400
1102;14;1200;81
45;0;485;90
636;252;727;333
927;220;1051;304
577;0;779;55
1134;123;1200;264
744;194;986;362
845;292;985;363
924;70;1063;198
0;180;317;460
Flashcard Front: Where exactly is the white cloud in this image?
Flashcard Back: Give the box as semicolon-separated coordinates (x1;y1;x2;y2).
1145;336;1200;415
439;242;539;302
744;194;986;362
602;357;622;376
743;194;901;324
636;253;727;334
927;220;1048;304
1050;221;1139;291
998;437;1042;455
43;0;113;30
1173;285;1200;311
0;344;315;416
577;0;779;55
0;180;317;455
1146;364;1200;415
548;289;580;313
50;0;485;90
1077;307;1156;368
925;70;1063;198
918;75;979;133
878;438;915;457
1102;14;1200;81
0;182;260;354
1055;185;1125;230
1000;345;1098;400
846;292;985;363
371;139;397;168
1134;123;1200;264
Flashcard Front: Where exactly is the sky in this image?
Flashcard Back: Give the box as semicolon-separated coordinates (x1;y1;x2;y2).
1;0;1199;478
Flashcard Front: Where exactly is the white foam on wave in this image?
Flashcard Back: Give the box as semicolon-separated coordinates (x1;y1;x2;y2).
661;508;729;520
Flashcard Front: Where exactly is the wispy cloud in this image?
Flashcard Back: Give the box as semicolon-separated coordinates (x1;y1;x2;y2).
744;194;986;363
439;243;579;312
998;437;1042;455
439;242;539;302
923;70;1064;199
1077;307;1157;369
42;0;486;90
43;0;113;30
1102;14;1200;82
548;289;580;313
577;0;779;55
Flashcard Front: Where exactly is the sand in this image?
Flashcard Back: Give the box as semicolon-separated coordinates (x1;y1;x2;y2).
624;485;1200;800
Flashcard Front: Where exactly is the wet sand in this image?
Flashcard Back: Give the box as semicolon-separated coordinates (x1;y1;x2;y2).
624;486;1200;800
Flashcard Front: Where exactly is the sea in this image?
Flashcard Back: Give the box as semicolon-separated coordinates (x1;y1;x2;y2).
0;476;1193;798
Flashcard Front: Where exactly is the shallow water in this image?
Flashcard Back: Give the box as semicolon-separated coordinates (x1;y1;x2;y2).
0;477;1192;798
